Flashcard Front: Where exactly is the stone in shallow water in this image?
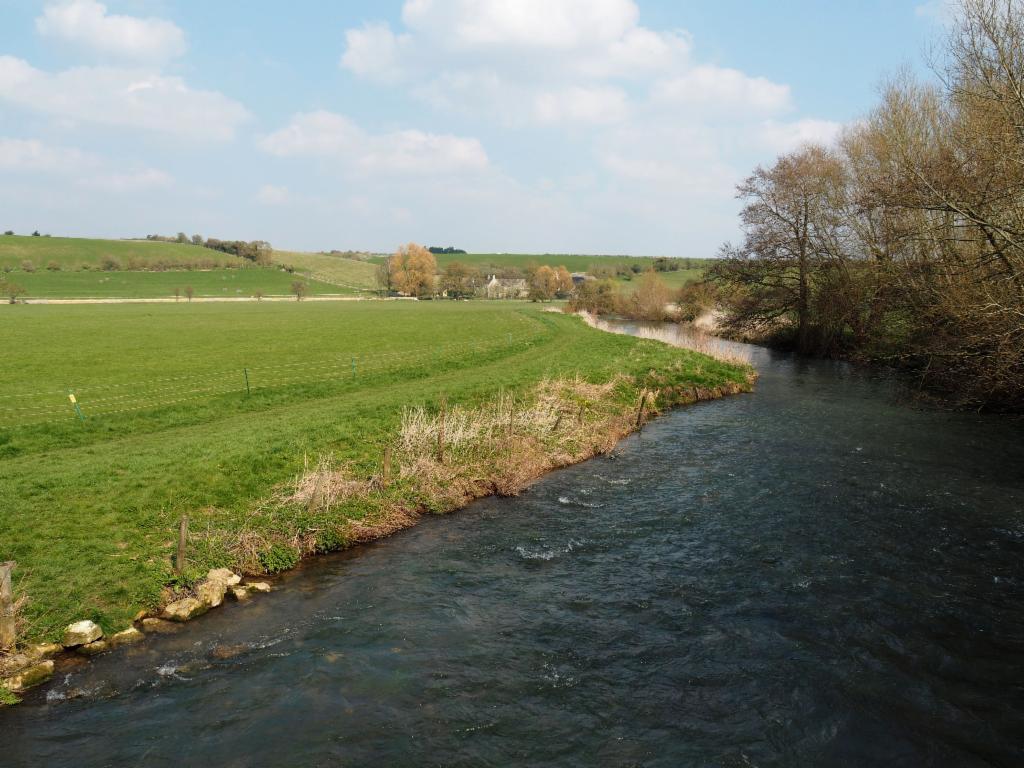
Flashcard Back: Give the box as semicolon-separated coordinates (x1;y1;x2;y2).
77;640;108;656
209;643;249;660
197;580;226;608
110;627;144;647
228;585;251;601
63;620;103;648
247;582;272;593
162;597;208;622
141;618;179;633
4;660;54;692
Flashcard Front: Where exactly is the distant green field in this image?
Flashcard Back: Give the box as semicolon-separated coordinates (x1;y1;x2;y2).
0;301;748;644
273;250;378;291
0;234;241;270
12;268;346;298
611;268;706;292
411;252;715;274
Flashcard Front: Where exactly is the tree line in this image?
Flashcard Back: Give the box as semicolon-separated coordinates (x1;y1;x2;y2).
145;233;273;264
377;243;577;300
711;0;1024;409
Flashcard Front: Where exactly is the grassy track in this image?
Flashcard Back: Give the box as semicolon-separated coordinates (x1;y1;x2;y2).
13;268;346;298
0;235;240;270
0;302;747;643
272;251;378;291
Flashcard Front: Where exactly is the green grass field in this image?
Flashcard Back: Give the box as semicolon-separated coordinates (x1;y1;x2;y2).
0;234;241;271
0;301;747;643
273;250;378;291
610;267;706;293
12;268;347;298
383;252;715;274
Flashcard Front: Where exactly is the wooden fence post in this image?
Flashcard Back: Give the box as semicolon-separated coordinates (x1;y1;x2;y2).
382;445;392;488
175;517;189;576
0;562;15;651
635;391;648;431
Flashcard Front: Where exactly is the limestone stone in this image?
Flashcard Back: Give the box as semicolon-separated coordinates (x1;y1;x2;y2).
206;568;241;587
247;582;272;593
77;640;108;656
28;643;62;660
0;653;31;677
196;579;226;608
110;627;145;647
3;660;54;692
162;597;208;622
63;620;103;648
140;618;179;633
228;585;251;601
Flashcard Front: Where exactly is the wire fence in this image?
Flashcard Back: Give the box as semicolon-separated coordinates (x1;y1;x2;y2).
0;327;548;429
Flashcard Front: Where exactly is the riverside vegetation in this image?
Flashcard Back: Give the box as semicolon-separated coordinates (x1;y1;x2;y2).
710;0;1024;410
0;301;752;691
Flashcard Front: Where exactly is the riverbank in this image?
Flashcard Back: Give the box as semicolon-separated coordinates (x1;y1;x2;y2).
0;304;753;703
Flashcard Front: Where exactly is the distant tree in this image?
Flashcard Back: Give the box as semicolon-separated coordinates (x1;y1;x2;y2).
253;289;264;302
440;261;481;299
529;265;558;301
176;232;188;243
628;270;672;321
1;280;26;304
554;266;574;298
184;285;194;302
567;279;617;314
20;260;35;273
31;230;40;237
291;280;308;301
173;287;181;302
191;234;204;246
3;230;12;236
375;262;392;295
389;243;437;297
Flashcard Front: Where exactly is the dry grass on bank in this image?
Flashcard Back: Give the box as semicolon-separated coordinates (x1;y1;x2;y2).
212;370;747;577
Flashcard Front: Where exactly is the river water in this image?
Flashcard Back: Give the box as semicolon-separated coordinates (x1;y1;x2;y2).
3;332;1023;767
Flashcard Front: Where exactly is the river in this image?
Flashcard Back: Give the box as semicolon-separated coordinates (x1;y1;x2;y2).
3;330;1023;767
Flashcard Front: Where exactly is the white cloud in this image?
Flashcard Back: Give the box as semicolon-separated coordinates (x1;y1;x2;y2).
759;119;843;153
78;168;172;191
0;137;97;171
652;66;791;113
36;0;186;62
256;184;290;205
401;0;638;50
341;0;787;129
340;23;410;83
534;86;629;124
0;57;249;141
259;111;489;174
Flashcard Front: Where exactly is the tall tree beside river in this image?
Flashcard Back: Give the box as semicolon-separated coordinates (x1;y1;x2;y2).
712;0;1024;409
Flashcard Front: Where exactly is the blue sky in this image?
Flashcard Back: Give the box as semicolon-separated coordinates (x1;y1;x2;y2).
0;0;948;255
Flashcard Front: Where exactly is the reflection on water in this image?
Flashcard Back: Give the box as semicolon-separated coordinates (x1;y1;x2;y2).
3;334;1023;767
